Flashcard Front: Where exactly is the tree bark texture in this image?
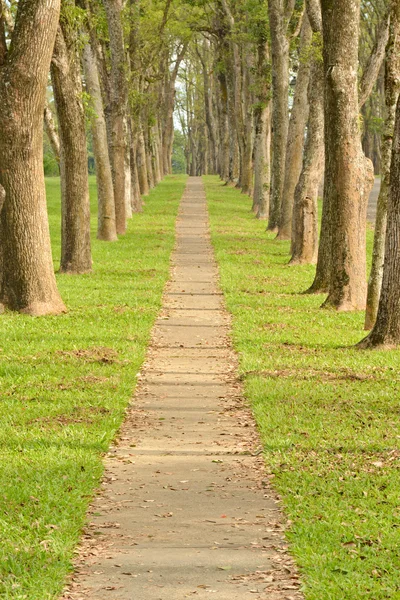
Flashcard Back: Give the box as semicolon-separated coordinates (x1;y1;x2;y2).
51;26;92;274
290;56;324;265
82;42;117;242
290;0;324;266
44;101;60;164
104;0;127;235
137;128;149;197
277;15;312;240
267;0;291;231
252;39;271;219
130;137;143;213
320;0;374;311
365;1;400;330
359;93;400;347
0;0;66;315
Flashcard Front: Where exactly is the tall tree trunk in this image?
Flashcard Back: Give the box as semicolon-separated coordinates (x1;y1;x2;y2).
252;40;271;220
130;136;143;213
51;25;92;274
359;93;400;347
104;0;127;235
290;56;324;265
137;128;149;197
200;45;218;174
290;0;324;266
82;42;117;242
0;0;66;315
365;1;400;330
125;118;133;219
216;69;230;182
277;15;312;240
267;0;292;231
320;0;374;311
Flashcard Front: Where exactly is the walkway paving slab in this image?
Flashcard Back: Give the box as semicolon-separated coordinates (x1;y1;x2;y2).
63;178;303;600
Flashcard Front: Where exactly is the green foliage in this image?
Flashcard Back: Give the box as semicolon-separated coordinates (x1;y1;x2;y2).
0;175;187;598
205;175;400;600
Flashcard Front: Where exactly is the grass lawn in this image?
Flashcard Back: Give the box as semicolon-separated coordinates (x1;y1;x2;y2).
204;175;400;600
0;174;187;599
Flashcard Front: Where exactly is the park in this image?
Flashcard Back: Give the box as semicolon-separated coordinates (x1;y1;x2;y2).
0;0;399;599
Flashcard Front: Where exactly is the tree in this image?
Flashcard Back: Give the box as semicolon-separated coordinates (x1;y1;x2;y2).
0;0;66;315
82;41;118;242
267;0;297;231
51;18;92;274
104;0;128;235
290;0;324;265
365;1;400;329
277;13;312;240
316;0;374;311
359;92;400;347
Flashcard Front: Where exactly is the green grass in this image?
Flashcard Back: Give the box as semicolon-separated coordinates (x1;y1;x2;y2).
204;175;400;600
0;174;187;599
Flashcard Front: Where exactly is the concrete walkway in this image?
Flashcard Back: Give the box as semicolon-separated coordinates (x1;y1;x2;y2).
63;178;303;600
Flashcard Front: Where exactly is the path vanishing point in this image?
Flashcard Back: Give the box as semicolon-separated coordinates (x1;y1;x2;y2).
63;178;303;600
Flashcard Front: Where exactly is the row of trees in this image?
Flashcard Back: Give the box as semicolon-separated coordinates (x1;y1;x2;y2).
1;0;400;349
176;0;400;348
0;0;191;315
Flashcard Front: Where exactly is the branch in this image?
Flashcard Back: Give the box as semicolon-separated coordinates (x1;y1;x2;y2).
171;41;189;81
359;9;390;109
219;0;234;29
0;0;14;32
159;0;173;35
290;7;304;40
305;0;322;33
284;0;296;23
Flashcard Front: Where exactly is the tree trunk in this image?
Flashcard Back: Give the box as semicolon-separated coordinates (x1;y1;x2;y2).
137;128;149;197
82;42;117;242
0;0;66;315
51;26;92;274
359;93;400;347
217;69;230;181
320;0;374;311
125;124;133;220
290;0;324;266
104;0;127;235
44;101;60;164
130;136;143;213
252;38;271;219
290;56;324;265
253;102;271;219
277;15;312;240
267;0;291;231
365;1;400;330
